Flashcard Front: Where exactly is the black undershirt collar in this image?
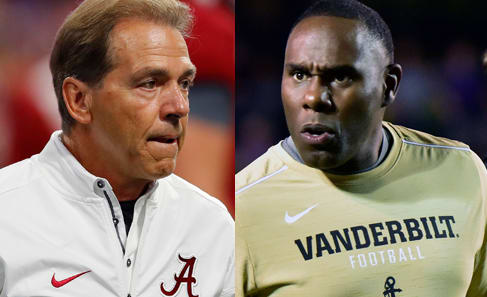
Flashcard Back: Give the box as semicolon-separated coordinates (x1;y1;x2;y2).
119;199;137;235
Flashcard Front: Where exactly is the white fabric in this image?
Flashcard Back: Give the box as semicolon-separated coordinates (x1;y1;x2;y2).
0;131;234;297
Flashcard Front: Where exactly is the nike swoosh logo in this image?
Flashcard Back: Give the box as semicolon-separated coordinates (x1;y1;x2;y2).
51;270;91;288
285;203;319;224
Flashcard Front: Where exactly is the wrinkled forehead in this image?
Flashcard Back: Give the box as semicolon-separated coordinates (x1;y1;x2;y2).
285;16;386;67
108;18;190;63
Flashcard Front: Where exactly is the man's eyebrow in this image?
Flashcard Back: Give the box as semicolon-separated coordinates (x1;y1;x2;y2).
131;68;169;81
130;66;197;82
181;67;197;79
284;63;310;72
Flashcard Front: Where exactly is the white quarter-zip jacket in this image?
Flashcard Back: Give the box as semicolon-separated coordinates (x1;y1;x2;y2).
0;131;235;297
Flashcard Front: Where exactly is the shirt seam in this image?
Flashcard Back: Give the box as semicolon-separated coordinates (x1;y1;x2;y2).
221;287;235;296
170;176;231;213
401;139;471;151
235;165;288;195
0;176;42;197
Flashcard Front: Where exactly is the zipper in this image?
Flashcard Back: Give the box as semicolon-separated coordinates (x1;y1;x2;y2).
103;190;126;254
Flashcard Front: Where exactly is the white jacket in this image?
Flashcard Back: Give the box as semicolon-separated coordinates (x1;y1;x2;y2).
0;131;234;297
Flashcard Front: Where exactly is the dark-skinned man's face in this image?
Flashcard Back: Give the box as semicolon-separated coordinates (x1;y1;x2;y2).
281;16;394;173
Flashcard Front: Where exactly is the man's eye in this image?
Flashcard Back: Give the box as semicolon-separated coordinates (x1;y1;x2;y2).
180;79;193;90
140;80;156;89
333;73;352;85
292;71;307;81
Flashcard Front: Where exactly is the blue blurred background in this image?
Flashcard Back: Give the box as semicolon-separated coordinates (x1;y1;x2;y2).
236;0;487;172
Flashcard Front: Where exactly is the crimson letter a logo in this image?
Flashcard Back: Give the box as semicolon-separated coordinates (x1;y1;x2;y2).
161;254;198;297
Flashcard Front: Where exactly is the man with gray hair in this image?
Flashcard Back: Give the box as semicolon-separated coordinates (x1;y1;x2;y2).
0;0;234;296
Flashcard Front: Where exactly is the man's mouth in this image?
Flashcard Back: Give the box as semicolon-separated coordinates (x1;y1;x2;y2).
300;124;336;145
147;136;178;144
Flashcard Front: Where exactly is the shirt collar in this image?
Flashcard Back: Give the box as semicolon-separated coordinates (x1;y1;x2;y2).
38;131;159;201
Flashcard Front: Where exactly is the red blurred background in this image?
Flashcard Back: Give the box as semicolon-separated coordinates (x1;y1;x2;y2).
0;0;235;215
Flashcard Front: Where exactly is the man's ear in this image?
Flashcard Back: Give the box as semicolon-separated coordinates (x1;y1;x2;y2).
382;63;402;107
62;77;93;125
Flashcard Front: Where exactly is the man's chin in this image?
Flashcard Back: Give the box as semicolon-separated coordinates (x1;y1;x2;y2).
301;150;342;171
145;159;176;180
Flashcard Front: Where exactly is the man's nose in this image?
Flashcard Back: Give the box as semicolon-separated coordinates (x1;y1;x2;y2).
303;77;335;113
160;81;190;122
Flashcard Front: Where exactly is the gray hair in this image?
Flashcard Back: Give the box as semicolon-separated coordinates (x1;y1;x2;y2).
50;0;193;133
